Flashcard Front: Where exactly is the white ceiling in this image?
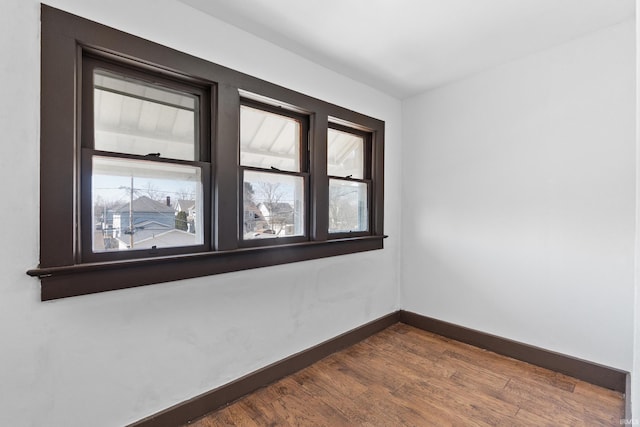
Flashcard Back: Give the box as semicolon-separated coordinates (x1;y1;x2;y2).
179;0;635;99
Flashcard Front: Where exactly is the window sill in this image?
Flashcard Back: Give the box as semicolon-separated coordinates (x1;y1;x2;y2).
27;235;387;301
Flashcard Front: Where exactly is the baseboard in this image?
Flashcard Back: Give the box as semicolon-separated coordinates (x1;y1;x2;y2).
128;311;400;427
130;309;629;426
399;310;628;393
625;373;632;422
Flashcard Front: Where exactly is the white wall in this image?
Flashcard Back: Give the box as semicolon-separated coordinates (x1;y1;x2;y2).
0;1;402;426
402;20;636;371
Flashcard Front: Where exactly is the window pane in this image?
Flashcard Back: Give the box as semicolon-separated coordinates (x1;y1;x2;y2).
94;70;198;161
92;156;203;252
329;179;368;233
243;170;305;239
328;128;364;179
240;105;300;172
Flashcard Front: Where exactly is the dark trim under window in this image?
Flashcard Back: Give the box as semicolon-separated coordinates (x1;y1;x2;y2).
28;5;385;300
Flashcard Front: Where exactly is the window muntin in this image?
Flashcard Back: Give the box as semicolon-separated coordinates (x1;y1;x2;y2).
240;104;301;172
94;69;199;162
240;101;308;243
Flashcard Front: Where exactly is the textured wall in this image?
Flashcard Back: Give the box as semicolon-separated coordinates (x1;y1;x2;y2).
0;1;402;425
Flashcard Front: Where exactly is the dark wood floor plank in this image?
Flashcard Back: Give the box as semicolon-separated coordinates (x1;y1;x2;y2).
288;368;371;424
504;377;621;425
304;361;370;399
514;406;567;427
573;380;627;406
372;342;519;421
257;377;350;427
354;383;466;426
441;346;578;393
387;334;509;390
335;347;409;393
186;323;624;426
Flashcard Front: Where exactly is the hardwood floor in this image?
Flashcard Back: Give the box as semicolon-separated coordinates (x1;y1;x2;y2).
186;323;624;426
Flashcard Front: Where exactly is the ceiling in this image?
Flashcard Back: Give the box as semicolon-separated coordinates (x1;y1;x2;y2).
178;0;634;99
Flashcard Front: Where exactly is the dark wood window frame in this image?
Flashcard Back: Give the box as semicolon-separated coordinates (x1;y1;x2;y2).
239;99;310;247
327;122;373;238
79;54;213;263
28;5;385;301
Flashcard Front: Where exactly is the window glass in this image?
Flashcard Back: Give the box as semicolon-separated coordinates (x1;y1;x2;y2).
243;170;305;239
329;179;368;233
240;105;301;172
92;156;203;252
94;69;198;161
327;128;364;179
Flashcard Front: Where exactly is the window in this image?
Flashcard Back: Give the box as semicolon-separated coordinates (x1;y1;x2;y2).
29;5;385;300
240;102;308;243
328;125;371;235
81;58;210;261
